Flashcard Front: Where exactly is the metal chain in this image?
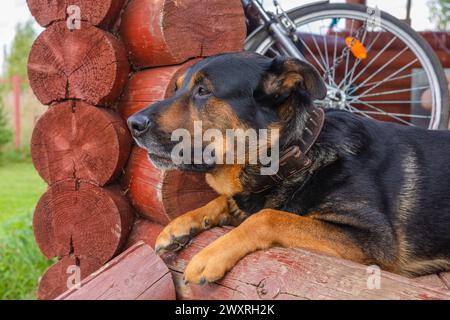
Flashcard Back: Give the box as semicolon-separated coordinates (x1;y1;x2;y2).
271;0;370;82
325;21;367;82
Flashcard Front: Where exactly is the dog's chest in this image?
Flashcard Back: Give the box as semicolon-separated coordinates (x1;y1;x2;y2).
205;166;243;197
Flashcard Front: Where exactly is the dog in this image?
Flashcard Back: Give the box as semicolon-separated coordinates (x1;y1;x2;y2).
128;52;450;284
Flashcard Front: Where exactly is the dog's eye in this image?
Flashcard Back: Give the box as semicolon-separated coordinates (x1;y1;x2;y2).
196;86;212;97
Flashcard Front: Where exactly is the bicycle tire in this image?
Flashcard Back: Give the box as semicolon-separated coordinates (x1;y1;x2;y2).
244;2;449;129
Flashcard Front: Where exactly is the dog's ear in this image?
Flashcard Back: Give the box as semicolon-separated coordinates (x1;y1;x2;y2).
261;57;327;100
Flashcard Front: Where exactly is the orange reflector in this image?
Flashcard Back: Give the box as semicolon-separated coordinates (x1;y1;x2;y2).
346;36;367;60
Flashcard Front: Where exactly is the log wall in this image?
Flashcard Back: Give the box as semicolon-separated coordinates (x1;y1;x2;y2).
28;0;244;300
27;0;135;300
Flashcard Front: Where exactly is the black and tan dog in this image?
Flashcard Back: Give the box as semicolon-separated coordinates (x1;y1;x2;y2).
128;52;450;284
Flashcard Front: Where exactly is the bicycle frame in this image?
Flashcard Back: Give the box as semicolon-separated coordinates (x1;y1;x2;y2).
243;0;338;94
242;0;329;61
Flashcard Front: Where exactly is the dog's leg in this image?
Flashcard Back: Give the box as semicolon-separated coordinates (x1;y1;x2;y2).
155;196;238;254
184;209;368;284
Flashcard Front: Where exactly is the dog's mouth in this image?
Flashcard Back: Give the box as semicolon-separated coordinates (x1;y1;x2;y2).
147;150;216;172
147;151;176;170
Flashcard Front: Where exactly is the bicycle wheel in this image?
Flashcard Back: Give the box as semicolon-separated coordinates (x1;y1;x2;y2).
245;3;449;129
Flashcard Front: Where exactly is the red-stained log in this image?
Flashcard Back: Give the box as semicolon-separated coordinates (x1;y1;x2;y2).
119;0;246;68
118;60;197;120
57;242;176;300
26;0;127;29
125;219;164;250
164;227;450;300
33;181;134;264
37;256;102;300
122;146;218;225
439;273;450;289
31;101;131;186
415;274;450;291
28;22;129;106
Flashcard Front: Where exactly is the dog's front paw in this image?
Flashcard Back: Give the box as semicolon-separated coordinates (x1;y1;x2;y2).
155;215;203;254
184;248;231;284
184;235;244;284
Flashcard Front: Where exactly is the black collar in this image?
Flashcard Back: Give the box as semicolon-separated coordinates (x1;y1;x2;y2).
249;106;325;194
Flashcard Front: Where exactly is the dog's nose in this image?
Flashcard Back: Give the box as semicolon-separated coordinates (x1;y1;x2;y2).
127;114;151;137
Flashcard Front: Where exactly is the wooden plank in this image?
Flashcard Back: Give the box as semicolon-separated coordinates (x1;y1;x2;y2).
415;274;449;291
163;227;450;300
57;242;176;300
439;273;450;290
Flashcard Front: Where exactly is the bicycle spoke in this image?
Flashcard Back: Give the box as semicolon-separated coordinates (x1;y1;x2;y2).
332;29;338;81
321;21;332;84
322;24;330;68
345;26;369;88
348;46;410;95
342;18;355;89
352;100;422;104
349;110;431;119
345;35;397;90
356;85;429;99
338;28;381;90
346;104;373;119
353;71;423;90
307;24;333;83
351;57;418;98
350;100;415;125
299;37;327;74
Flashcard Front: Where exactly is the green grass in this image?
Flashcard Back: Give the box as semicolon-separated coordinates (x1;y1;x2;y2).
0;155;52;300
0;156;46;225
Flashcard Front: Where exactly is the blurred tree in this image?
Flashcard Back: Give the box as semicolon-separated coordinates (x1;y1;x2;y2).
4;20;37;81
427;0;450;31
0;98;12;151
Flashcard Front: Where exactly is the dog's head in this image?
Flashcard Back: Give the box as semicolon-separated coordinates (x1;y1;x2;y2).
128;52;326;171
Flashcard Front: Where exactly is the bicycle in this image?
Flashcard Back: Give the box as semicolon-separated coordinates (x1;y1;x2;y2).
242;0;449;129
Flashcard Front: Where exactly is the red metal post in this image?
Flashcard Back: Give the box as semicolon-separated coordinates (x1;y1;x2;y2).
12;75;21;151
346;0;367;3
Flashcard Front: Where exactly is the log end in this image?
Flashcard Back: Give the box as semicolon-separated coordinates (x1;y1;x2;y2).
31;101;131;186
27;0;127;28
33;181;134;263
28;22;129;106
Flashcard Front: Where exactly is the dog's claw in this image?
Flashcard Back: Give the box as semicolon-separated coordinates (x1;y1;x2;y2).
199;277;206;285
177;235;191;246
155;231;195;254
